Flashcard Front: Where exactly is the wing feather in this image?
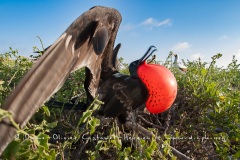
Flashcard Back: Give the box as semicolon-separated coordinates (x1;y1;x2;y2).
0;6;121;155
98;74;148;118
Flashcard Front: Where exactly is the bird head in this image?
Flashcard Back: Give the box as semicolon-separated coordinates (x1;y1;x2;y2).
129;46;157;77
173;53;178;58
131;46;178;114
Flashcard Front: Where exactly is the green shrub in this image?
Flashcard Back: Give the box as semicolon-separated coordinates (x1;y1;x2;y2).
0;48;239;159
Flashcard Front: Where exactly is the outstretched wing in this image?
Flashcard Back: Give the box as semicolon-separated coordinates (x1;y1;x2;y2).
0;6;121;155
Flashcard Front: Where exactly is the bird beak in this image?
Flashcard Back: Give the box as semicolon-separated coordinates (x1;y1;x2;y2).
137;46;157;66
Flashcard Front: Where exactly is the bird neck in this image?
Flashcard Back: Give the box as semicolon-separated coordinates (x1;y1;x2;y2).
174;56;178;64
129;60;139;77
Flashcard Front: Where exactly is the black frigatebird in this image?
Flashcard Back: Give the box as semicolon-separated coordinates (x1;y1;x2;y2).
0;6;177;155
97;46;157;121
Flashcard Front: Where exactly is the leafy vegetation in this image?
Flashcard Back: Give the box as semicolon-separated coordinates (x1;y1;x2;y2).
0;47;239;159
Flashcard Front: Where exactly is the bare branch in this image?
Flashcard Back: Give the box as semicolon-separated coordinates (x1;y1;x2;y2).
125;122;192;160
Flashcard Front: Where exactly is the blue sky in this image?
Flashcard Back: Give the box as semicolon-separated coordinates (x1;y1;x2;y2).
1;0;240;67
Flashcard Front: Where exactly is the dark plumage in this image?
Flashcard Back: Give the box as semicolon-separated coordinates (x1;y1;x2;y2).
96;46;158;122
0;6;169;156
99;72;148;116
0;6;121;155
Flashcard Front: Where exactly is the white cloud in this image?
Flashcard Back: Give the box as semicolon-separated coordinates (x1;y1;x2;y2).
141;18;154;25
214;50;240;68
141;18;171;28
171;42;191;52
190;53;205;61
218;35;228;40
122;23;135;31
236;49;240;60
216;54;232;68
121;17;172;31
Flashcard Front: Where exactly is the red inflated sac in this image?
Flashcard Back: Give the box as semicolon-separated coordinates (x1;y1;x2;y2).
137;61;177;114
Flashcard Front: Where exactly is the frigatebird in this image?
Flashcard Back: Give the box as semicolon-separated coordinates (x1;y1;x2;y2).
0;6;177;155
97;45;157;121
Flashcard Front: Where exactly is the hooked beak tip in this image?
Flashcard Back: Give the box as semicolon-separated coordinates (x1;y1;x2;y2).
137;46;157;66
